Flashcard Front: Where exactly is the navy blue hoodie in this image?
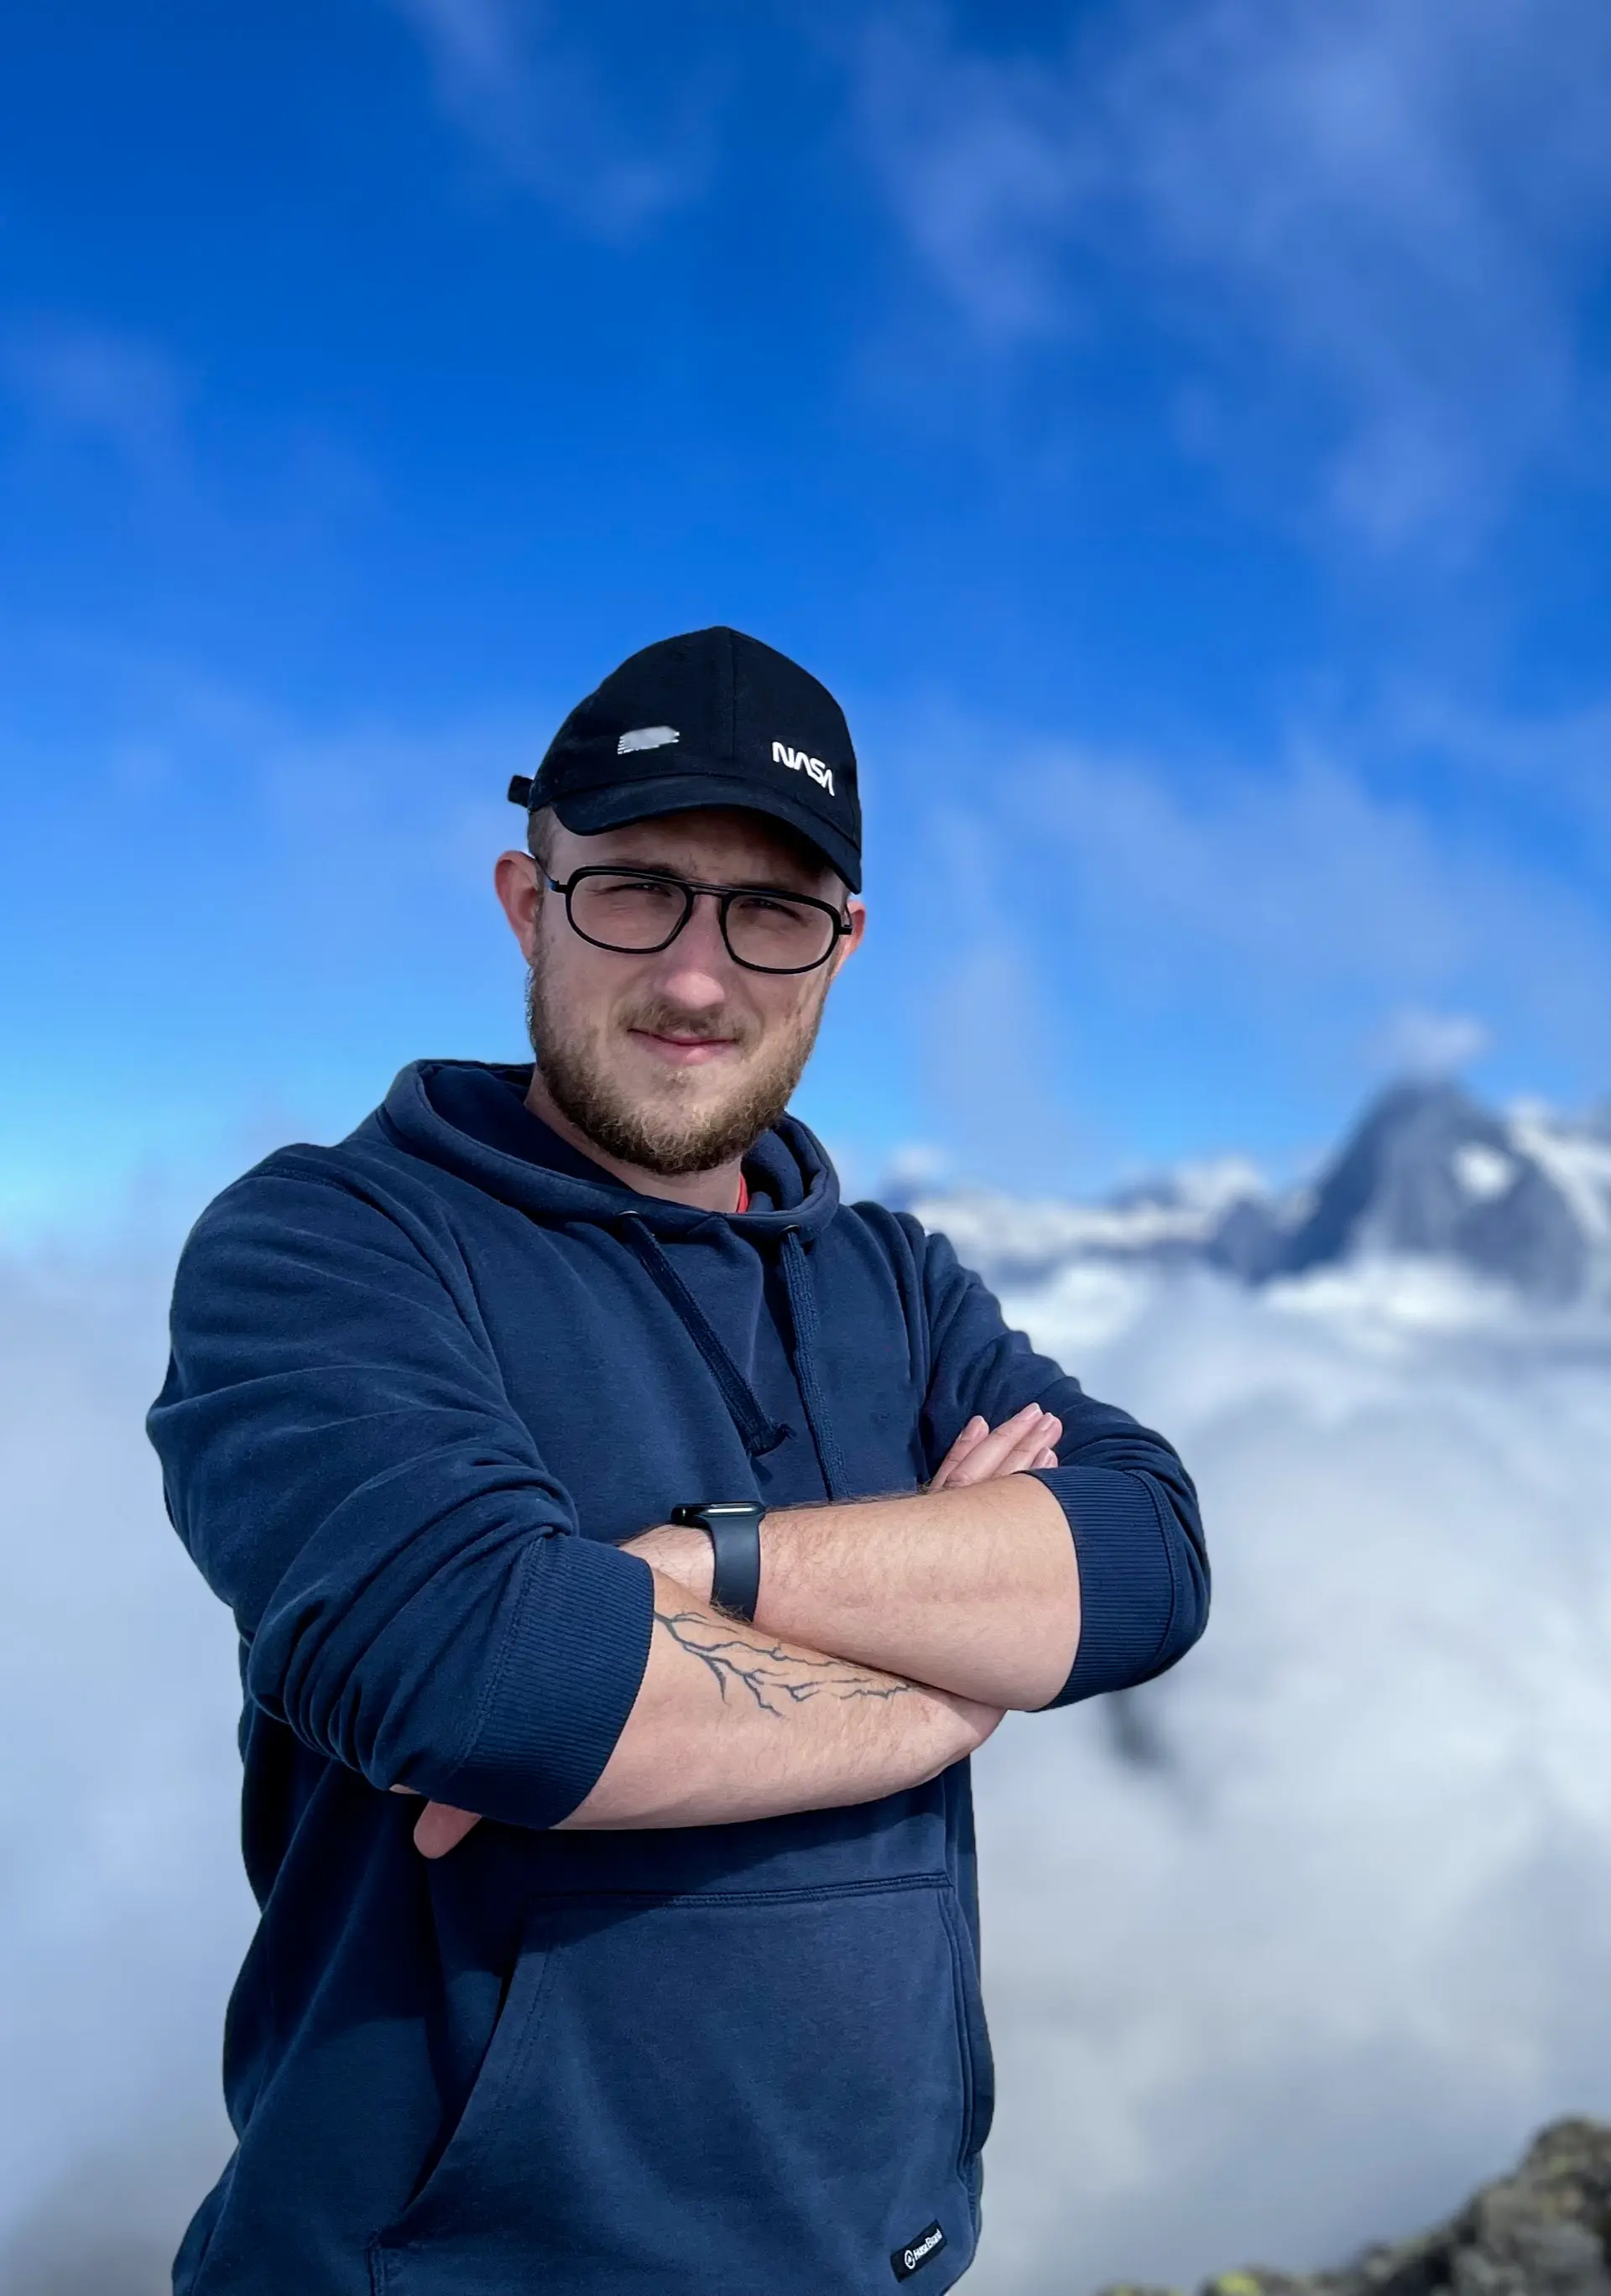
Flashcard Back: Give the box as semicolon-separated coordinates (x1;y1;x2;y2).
148;1059;1207;2296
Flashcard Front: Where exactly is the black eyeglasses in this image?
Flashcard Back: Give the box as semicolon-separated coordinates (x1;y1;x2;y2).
543;866;852;975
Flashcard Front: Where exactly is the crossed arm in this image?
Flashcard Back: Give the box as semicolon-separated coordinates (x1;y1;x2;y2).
403;1403;1077;1855
155;1180;1206;1858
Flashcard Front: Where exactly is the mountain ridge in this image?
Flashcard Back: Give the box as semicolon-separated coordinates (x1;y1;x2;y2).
895;1080;1611;1306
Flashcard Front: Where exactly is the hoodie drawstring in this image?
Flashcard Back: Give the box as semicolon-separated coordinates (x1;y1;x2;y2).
618;1216;848;1502
619;1218;791;1460
779;1227;849;1502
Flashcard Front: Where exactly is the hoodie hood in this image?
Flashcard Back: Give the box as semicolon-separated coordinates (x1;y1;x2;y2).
359;1059;850;1494
362;1059;841;1243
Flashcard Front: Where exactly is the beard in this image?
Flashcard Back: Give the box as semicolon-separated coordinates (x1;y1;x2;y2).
524;954;832;1177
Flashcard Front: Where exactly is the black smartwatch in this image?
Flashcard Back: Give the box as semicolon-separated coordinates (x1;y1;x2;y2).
670;1501;766;1622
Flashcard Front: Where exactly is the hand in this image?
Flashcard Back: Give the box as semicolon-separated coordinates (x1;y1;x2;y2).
388;1783;482;1859
929;1402;1061;1490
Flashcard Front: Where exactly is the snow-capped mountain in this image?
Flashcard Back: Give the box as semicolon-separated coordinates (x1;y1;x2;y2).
898;1080;1611;1305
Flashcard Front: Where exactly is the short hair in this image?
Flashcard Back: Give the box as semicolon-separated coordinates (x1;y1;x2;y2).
525;804;559;874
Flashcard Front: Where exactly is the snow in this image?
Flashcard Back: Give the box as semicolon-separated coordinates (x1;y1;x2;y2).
905;1158;1272;1275
1505;1104;1611;1251
1452;1141;1516;1202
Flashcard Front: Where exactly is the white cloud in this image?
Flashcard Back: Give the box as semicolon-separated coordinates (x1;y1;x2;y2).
7;1243;1611;2288
390;0;714;235
0;1251;250;2283
1372;1005;1492;1080
968;1268;1611;2292
853;0;1611;548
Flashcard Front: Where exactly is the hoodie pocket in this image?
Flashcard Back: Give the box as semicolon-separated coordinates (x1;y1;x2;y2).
940;1887;994;2168
372;1874;983;2296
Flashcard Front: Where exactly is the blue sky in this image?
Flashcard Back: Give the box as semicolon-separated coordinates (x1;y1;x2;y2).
5;0;1611;1236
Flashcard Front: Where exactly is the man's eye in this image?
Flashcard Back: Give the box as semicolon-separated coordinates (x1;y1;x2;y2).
731;895;814;926
597;877;679;903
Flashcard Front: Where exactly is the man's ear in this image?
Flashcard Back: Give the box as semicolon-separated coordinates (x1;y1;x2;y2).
493;849;541;958
830;900;867;975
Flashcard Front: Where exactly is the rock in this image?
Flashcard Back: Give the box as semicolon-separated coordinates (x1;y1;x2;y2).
1098;2121;1611;2296
1271;1084;1589;1301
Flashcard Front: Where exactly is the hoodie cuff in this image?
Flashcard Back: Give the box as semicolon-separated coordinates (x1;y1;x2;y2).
446;1533;656;1828
1028;1465;1176;1706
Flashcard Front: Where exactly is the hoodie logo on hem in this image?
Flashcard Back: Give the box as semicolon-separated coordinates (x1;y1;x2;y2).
892;2221;946;2279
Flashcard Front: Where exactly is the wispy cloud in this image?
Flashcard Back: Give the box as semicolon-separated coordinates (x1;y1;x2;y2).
875;703;1611;1163
0;315;378;556
853;0;1611;549
908;799;1094;1189
1370;1006;1492;1080
0;318;190;482
1029;734;1611;1069
1392;690;1611;869
0;629;556;1242
390;0;716;235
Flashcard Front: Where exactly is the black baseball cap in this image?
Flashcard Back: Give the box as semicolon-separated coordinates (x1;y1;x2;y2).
508;626;863;893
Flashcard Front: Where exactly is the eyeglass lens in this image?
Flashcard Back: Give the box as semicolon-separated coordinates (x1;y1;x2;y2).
570;872;837;971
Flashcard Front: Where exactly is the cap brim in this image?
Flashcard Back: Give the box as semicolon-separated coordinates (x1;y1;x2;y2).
551;769;861;893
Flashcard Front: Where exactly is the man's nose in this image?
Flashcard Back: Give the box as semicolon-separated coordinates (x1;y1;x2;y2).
651;893;735;1006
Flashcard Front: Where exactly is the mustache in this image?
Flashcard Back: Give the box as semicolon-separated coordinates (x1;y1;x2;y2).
620;1001;753;1045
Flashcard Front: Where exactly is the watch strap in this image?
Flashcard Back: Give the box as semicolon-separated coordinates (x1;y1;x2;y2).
670;1502;765;1622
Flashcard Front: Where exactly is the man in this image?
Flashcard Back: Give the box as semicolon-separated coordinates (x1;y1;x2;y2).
149;626;1207;2296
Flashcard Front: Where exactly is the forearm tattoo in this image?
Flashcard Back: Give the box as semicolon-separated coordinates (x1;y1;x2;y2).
654;1606;914;1718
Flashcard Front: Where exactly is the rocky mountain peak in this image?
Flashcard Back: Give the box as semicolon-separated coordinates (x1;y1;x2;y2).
1096;2118;1611;2296
902;1079;1611;1305
1279;1081;1587;1300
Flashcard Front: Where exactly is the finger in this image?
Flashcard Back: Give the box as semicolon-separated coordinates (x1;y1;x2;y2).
414;1803;483;1858
1032;1445;1059;1468
946;1406;1057;1486
931;1414;988;1489
936;1414;988;1477
388;1783;421;1796
945;1403;1044;1482
993;1415;1063;1476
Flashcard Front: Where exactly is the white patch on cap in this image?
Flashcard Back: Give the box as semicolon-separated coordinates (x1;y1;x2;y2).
617;726;680;754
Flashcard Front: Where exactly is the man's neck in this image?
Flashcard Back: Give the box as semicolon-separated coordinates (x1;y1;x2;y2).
524;1066;746;1215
